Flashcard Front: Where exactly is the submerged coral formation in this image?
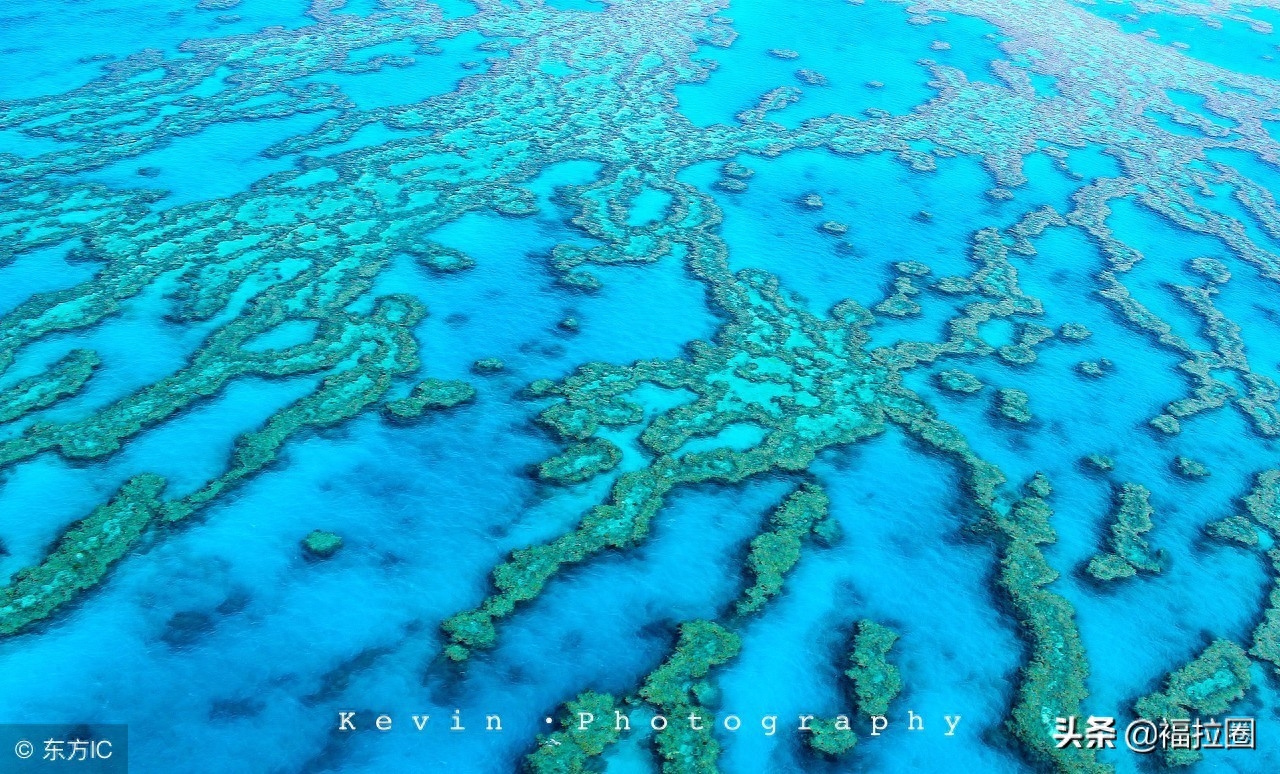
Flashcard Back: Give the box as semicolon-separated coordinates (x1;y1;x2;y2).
995;387;1032;424
3;0;1280;770
736;484;830;615
1085;483;1164;581
537;437;623;485
845;619;902;718
0;475;165;635
1136;639;1252;766
530;482;828;771
936;368;984;395
302;529;344;559
384;377;476;420
807;618;902;758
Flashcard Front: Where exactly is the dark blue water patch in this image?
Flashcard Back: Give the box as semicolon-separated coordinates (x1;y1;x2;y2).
1026;70;1060;99
518;157;603;208
626;186;673;226
305;122;429;157
977;318;1017;348
1010;225;1115;340
65;109;335;209
674;0;938;129
691;149;1006;316
537;59;573;77
1008;145;1090;212
674;422;769;458
366;224;715;391
1252;7;1280;28
0;127;75;158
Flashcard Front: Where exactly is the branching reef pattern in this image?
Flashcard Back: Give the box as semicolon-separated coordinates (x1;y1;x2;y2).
3;0;1280;771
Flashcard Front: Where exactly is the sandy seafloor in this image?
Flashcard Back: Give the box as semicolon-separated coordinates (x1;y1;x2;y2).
3;0;1280;772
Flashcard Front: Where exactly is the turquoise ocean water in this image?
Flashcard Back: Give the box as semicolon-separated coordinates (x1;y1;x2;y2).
3;0;1280;772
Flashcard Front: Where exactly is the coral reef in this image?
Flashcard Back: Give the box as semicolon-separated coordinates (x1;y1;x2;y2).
1232;472;1280;675
412;242;476;273
995;388;1032;424
795;69;829;87
737;484;830;615
302;530;344;559
1251;548;1280;675
1076;360;1108;378
807;717;858;756
3;0;1280;770
640;621;741;772
472;358;506;374
1086;483;1163;581
537;438;623;485
385;378;476;420
805;619;902;758
1082;453;1114;473
0;350;100;424
936;368;984;395
527;691;623;774
1058;322;1091;342
527;480;828;772
845;619;902;718
1173;455;1210;479
1135;639;1251;766
1;475;166;635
